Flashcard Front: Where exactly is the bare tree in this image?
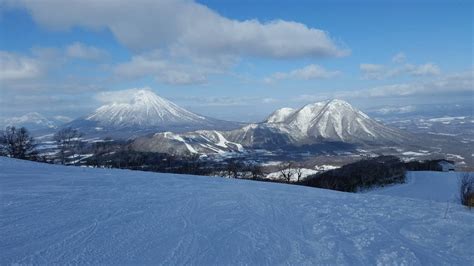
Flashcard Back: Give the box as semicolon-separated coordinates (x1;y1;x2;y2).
294;166;304;182
249;164;263;180
459;173;474;208
0;126;37;160
279;161;295;183
53;127;83;164
187;153;201;174
225;158;242;178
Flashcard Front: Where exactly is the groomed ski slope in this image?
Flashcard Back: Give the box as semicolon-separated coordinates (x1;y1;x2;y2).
1;157;473;265
367;171;462;203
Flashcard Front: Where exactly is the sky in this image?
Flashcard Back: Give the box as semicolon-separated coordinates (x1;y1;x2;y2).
0;0;472;122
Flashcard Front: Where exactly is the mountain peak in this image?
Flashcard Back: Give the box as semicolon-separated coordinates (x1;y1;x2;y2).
260;98;401;142
86;89;206;128
118;89;172;108
265;99;355;126
326;99;352;107
130;89;160;103
266;107;296;123
328;98;349;104
300;99;352;110
132;98;412;155
63;88;242;137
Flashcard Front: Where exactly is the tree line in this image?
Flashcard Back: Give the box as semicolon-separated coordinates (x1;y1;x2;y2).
301;156;406;192
0;126;84;165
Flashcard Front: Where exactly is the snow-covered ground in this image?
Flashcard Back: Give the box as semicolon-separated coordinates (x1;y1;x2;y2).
1;157;473;264
265;168;318;181
366;171;463;203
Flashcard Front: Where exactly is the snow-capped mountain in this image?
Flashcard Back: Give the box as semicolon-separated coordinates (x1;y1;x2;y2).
1;113;74;136
132;99;415;155
66;89;242;137
265;107;296;123
2;112;57;131
266;99;410;144
224;99;412;147
87;90;209;128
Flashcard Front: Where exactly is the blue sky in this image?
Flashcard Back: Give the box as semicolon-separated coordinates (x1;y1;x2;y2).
0;0;472;122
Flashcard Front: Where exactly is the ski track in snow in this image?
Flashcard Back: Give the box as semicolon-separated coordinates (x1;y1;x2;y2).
164;132;198;154
0;158;473;265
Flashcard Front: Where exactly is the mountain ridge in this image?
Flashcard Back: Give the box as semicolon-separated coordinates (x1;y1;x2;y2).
1;112;62;134
132;99;415;155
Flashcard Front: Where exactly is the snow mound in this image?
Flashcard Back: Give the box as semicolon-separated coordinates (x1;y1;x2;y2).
1;157;473;264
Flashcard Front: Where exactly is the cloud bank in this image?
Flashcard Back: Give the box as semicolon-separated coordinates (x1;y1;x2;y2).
0;51;43;81
351;70;472;98
65;42;107;60
360;62;441;80
8;0;349;85
94;87;155;104
291;69;473;104
13;0;348;59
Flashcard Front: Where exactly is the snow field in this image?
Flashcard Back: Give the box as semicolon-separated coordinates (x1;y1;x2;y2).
1;157;473;264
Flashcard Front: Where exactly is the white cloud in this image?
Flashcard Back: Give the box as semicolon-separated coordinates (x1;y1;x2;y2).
262;98;279;104
1;43;110;91
170;95;264;107
359;63;388;79
351;70;472;97
158;70;207;86
392;52;406;63
360;63;385;72
94;87;153;104
374;105;416;115
113;51;215;85
65;42;107;60
361;53;441;80
291;94;330;103
405;63;441;76
0;51;43;81
8;0;350;85
13;0;348;59
265;64;340;83
360;62;441;80
292;70;473;102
